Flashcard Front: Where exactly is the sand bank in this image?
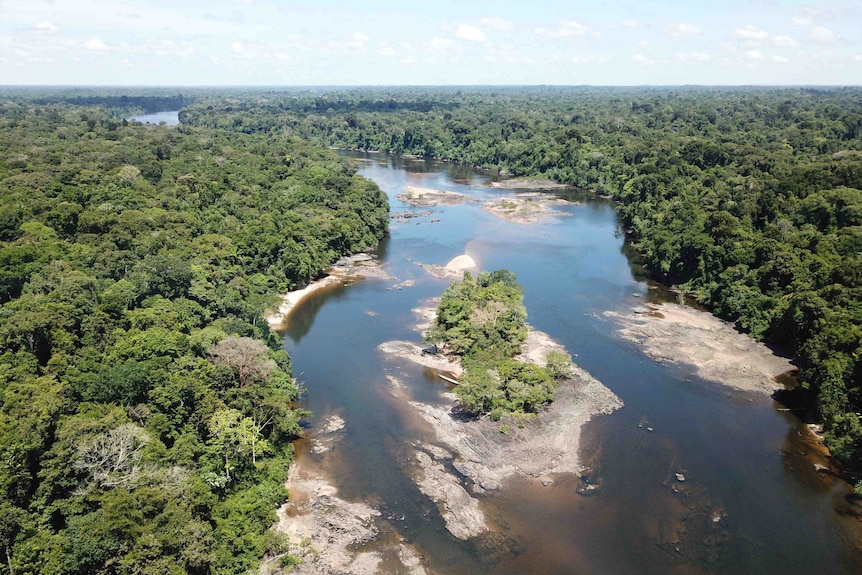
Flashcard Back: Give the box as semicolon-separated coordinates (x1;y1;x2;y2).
411;253;478;280
489;178;571;190
266;253;393;329
396;186;472;207
482;195;573;224
605;303;795;394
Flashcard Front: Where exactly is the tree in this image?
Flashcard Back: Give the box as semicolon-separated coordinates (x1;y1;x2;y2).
73;424;150;489
207;409;269;480
207;336;276;388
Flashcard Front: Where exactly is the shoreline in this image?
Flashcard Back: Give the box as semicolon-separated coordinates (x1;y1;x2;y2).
274;421;430;575
266;253;394;329
265;275;342;329
605;302;795;394
377;300;623;540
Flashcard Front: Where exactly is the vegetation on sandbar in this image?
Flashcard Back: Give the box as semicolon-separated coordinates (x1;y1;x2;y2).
427;270;568;420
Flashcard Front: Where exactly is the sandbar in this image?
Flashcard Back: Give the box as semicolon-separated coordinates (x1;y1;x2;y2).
396;186;471;207
605;303;795;394
482;195;573;224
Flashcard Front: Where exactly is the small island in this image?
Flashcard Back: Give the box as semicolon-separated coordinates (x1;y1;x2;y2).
425;269;569;420
377;269;621;541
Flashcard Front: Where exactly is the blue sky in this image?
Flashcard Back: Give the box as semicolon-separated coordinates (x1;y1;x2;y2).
0;0;860;85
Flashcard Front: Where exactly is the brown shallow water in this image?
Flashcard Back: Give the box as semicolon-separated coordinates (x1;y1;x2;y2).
279;153;862;574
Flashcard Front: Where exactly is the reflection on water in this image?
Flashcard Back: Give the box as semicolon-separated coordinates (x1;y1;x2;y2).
283;282;349;344
280;151;862;574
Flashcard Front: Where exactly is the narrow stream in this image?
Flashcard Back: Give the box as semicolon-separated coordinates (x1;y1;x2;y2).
280;153;862;574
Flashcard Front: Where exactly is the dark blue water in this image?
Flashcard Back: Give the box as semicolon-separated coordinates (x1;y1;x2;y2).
281;153;862;574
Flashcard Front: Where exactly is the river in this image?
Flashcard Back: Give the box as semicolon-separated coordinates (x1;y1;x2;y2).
279;152;862;574
127;110;180;125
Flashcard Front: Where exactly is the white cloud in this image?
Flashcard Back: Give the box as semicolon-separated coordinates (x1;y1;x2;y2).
772;55;789;63
535;20;591;39
571;52;610;64
772;35;798;47
792;16;812;26
430;36;456;50
745;49;764;60
854;54;862;62
230;41;249;57
734;25;768;41
677;51;711;63
480;17;513;32
378;42;395;56
153;40;195;57
633;53;654;65
83;38;106;51
622;20;640;28
348;32;369;49
808;26;841;45
34;21;58;33
455;24;485;42
665;22;701;40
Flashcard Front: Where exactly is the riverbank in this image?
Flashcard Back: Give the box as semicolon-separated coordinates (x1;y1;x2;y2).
274;426;430;575
605;303;795;394
266;253;393;329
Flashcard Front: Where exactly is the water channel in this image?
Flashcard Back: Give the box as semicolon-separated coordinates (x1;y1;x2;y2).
279;152;862;574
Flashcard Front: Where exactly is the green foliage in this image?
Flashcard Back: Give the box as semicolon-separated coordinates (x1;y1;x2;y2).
428;270;555;416
0;99;389;574
187;86;862;471
546;350;574;380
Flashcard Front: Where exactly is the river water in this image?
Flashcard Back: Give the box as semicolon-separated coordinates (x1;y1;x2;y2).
280;152;862;574
127;110;180;125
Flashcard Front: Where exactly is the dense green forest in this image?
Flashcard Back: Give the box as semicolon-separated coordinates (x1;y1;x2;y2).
1;85;860;570
427;270;566;420
180;86;862;476
0;101;388;573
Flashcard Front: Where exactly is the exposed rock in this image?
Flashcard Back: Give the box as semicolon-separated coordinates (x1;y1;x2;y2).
482;195;573;224
397;186;472;207
606;303;795;394
489;178;570;190
413;451;488;540
377;340;463;377
413;254;477;280
276;463;381;575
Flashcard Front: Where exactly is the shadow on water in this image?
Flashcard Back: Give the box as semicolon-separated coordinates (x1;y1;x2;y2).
282;282;350;344
279;151;862;575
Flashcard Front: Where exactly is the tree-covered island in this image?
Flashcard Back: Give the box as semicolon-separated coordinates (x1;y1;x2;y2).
426;270;571;421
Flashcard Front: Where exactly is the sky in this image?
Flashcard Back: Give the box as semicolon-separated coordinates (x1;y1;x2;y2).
0;0;860;86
